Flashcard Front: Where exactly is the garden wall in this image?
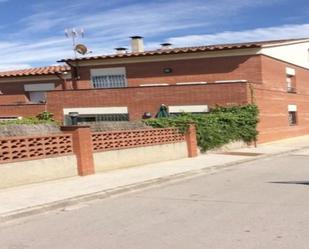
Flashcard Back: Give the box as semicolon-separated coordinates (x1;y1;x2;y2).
91;128;188;172
0;133;76;189
0;126;198;189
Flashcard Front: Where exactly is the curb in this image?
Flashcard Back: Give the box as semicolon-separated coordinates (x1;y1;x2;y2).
1;145;309;223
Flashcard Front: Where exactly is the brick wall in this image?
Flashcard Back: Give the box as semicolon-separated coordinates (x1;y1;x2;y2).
46;82;249;121
0;133;73;163
0;104;46;117
2;53;309;144
91;128;185;152
254;55;309;142
261;55;309;93
0;126;197;189
0;79;65;105
77;55;263;87
0;94;27;105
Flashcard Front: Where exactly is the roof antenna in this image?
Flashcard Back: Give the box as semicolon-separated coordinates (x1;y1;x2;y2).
65;28;88;59
64;28;89;81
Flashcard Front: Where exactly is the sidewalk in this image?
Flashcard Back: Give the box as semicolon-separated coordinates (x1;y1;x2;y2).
1;135;309;221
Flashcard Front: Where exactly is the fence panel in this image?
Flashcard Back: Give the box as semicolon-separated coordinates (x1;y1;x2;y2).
0;134;73;163
92;128;185;152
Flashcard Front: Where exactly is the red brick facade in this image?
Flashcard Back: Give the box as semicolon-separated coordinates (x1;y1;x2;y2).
0;103;46;117
252;55;309;142
0;78;65;105
76;55;262;87
46;82;248;121
0;52;309;144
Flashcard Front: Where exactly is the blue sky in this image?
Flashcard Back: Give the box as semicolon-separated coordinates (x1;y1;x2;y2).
0;0;308;70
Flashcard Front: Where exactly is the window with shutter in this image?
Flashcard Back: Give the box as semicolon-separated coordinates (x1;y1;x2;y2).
91;68;127;89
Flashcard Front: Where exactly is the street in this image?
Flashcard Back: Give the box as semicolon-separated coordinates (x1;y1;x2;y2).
0;152;309;249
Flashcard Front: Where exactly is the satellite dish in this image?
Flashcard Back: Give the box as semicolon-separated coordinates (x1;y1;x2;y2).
74;44;88;55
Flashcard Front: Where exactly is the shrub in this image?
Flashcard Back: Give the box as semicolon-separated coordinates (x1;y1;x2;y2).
36;111;55;122
144;104;259;152
0;112;58;126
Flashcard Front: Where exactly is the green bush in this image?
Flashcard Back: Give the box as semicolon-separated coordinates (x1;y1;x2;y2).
36;111;55;122
0;112;58;126
144;104;259;152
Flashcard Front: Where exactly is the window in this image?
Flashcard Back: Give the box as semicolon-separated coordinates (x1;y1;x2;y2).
286;68;296;93
92;75;127;88
168;105;209;115
170;112;208;117
29;91;46;103
169;105;209;117
63;107;129;125
286;76;296;93
77;114;129;123
24;83;54;103
288;105;297;126
91;68;127;88
288;111;297;125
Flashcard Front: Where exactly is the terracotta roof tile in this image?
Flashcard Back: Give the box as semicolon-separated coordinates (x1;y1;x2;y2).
59;38;309;63
0;65;70;78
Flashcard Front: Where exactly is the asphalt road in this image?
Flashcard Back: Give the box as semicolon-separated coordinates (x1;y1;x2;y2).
1;152;309;249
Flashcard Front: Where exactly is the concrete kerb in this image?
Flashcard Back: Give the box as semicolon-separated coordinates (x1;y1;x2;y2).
1;144;309;223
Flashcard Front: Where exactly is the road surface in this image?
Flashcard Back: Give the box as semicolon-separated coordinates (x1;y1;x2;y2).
1;152;308;249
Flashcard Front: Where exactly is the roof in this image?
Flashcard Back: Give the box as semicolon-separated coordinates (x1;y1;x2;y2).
59;38;309;63
0;65;70;78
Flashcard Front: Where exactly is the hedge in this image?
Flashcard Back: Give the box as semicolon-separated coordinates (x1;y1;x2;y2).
144;104;259;152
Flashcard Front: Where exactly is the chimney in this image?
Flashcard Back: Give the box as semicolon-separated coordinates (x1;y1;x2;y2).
160;43;173;50
131;36;144;53
115;47;128;55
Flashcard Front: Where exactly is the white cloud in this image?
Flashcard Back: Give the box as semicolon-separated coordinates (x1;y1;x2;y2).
0;0;297;70
167;24;309;47
1;23;309;71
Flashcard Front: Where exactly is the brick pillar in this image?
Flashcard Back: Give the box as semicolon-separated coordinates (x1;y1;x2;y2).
61;126;95;176
185;124;198;158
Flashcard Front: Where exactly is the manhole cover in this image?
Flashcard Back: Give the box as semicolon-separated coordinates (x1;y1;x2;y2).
218;152;264;156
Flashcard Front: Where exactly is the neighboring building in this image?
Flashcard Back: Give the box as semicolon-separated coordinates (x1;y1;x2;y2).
1;37;309;142
0;65;71;119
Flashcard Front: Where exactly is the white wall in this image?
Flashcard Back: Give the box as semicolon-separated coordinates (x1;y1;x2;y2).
0;155;77;189
260;42;309;69
169;105;209;113
94;142;188;172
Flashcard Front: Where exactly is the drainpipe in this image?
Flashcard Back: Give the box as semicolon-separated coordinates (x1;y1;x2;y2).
65;61;80;89
248;83;257;148
249;83;255;104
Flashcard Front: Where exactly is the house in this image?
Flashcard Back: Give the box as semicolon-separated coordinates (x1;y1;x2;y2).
0;37;309;142
0;65;71;119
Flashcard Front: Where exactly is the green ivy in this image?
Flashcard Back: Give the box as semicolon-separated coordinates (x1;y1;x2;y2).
144;104;259;152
